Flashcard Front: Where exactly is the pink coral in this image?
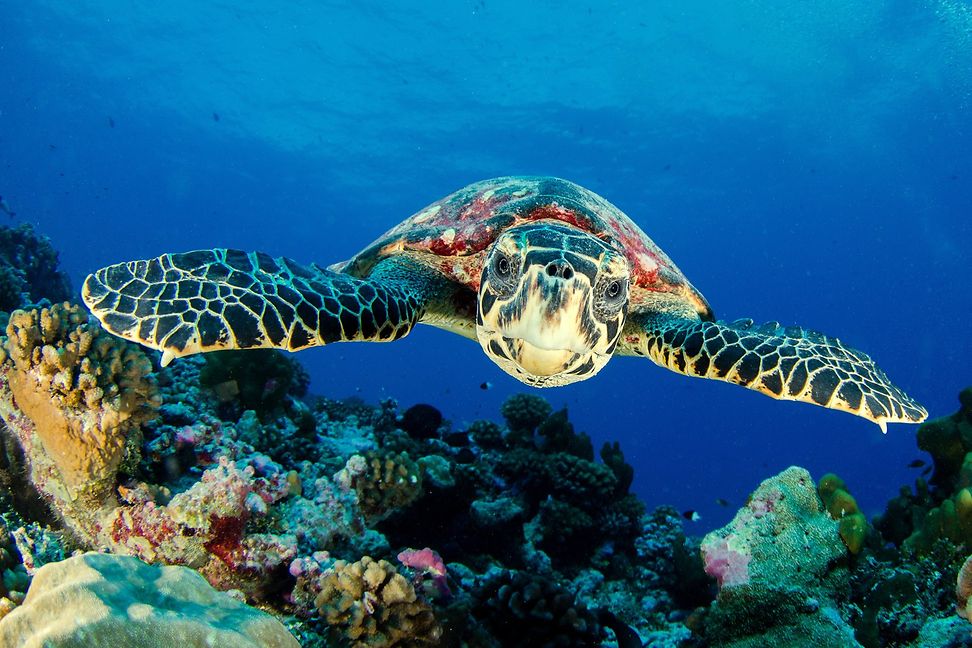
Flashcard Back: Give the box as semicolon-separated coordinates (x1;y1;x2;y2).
701;536;751;588
957;553;972;619
397;547;450;598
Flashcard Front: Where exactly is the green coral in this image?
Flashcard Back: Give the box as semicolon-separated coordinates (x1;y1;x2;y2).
472;570;605;646
817;473;867;554
315;556;440;648
916;386;972;489
897;390;972;555
537;408;593;459
600;441;634;495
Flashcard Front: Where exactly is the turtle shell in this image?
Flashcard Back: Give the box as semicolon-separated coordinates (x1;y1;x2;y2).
337;176;711;318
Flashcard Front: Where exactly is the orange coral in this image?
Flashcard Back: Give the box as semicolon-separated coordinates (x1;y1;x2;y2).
0;302;158;506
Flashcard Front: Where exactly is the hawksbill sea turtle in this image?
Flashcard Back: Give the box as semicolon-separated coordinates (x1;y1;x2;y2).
82;176;926;431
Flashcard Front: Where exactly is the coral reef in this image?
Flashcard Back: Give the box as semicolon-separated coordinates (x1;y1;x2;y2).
472;569;605;647
0;302;159;507
0;224;72;313
315;555;440;647
0;552;299;647
0;228;963;648
337;451;423;524
817;473;868;554
700;466;856;645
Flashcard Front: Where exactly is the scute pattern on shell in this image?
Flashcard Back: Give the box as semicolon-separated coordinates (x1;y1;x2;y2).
338;176;708;314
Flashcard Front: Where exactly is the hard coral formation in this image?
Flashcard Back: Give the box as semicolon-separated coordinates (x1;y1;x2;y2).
701;466;854;645
399;404;443;440
338;451;423;524
0;302;159;505
880;389;972;556
315;555;440;647
200;348;310;419
0;224;72;312
500;393;552;442
473;569;605;647
0;552;299;647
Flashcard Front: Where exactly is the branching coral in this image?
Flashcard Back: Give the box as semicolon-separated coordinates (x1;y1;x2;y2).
0;302;159;505
315;555;440;647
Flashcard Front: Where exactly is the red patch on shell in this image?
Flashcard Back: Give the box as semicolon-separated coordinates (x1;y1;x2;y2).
523;204;597;231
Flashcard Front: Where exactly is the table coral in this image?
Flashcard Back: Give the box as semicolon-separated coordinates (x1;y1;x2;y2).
0;302;159;507
315;555;440;647
0;552;299;647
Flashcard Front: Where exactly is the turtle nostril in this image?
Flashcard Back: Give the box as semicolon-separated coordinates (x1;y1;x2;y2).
545;260;573;279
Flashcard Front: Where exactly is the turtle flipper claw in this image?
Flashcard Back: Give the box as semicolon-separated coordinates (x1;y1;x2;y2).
82;249;424;365
629;314;927;430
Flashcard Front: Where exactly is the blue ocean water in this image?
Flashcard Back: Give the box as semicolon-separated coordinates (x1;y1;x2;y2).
1;0;969;531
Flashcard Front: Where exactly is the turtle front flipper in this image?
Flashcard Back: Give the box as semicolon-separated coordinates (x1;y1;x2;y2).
622;314;927;431
82;249;436;367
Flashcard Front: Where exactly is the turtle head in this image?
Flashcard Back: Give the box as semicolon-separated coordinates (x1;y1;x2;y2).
476;222;629;387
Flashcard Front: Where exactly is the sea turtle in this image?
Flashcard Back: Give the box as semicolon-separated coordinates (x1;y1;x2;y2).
82;176;926;431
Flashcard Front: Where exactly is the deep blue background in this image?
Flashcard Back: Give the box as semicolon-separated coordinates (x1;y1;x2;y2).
2;1;970;530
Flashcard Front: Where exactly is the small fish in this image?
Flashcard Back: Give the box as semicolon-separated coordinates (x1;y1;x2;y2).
479;381;492;390
108;116;115;128
908;459;926;468
0;196;15;217
715;498;730;507
682;510;701;522
212;112;220;122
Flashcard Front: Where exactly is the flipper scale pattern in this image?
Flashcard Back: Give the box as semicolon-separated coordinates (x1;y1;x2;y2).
639;317;926;430
82;249;421;366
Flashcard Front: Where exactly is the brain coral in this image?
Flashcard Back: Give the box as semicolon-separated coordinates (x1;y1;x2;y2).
315;555;440;647
0;552;299;648
0;303;159;505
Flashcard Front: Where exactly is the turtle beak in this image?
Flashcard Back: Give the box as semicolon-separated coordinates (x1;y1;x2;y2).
512;339;577;376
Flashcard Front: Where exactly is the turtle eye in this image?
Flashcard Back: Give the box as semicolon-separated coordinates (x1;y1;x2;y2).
594;277;628;320
487;252;520;297
492;252;518;279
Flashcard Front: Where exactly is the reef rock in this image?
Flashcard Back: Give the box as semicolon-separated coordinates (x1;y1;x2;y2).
0;552;299;647
700;466;856;646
